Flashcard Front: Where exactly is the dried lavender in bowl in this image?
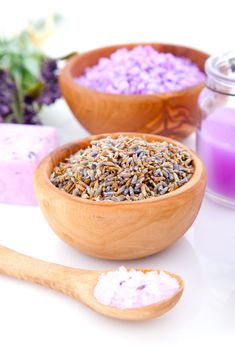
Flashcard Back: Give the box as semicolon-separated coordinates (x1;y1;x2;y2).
50;136;194;201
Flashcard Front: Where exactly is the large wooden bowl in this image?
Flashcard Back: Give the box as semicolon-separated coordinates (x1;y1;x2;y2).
34;133;206;260
60;43;209;140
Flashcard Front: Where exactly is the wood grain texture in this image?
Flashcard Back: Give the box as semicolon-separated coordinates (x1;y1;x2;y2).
59;43;209;140
0;245;184;320
34;132;206;260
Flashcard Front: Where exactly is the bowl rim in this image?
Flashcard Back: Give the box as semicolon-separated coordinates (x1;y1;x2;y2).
34;132;206;207
60;42;209;100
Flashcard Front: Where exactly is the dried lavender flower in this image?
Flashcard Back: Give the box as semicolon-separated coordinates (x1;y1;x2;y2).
50;135;194;202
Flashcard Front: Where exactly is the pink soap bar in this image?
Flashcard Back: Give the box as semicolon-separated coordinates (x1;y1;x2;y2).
0;124;59;205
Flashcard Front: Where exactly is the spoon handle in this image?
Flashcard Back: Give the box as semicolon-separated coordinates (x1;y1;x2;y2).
0;245;82;295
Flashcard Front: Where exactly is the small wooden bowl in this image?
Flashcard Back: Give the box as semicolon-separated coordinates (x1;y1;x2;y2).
60;43;209;141
34;133;206;260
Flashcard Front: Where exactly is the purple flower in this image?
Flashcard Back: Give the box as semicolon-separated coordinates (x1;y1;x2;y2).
38;58;61;106
0;104;11;115
41;59;57;80
22;98;40;125
0;69;16;121
21;95;42;125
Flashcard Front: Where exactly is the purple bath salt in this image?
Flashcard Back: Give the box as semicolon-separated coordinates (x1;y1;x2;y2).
76;45;205;95
94;266;179;309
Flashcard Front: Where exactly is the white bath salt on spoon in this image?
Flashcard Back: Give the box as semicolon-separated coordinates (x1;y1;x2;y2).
94;266;181;309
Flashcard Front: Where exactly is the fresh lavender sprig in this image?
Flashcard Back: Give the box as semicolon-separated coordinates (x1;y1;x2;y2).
0;58;61;125
0;16;63;125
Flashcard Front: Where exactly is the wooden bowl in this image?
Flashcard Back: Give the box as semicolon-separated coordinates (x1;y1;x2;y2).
60;43;209;141
34;133;206;260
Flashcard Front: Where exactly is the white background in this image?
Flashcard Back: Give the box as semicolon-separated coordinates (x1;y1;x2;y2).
0;1;235;349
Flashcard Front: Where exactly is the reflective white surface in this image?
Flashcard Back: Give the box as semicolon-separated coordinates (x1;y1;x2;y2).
0;100;234;350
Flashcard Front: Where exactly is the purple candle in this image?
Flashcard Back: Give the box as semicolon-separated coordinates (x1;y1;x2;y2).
197;107;235;201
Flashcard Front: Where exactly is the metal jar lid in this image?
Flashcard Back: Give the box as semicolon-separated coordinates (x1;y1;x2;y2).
205;52;235;95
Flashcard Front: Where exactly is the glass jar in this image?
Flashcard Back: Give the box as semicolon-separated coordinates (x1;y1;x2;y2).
196;52;235;208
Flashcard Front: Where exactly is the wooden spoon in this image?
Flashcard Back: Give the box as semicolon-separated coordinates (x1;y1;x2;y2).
0;246;184;321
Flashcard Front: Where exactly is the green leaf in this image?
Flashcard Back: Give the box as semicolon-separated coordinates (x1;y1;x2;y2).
23;55;42;78
27;81;44;98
